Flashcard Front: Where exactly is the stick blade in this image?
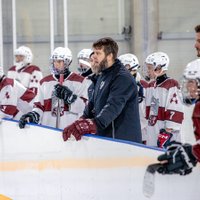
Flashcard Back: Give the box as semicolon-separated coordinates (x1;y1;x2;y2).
142;163;162;198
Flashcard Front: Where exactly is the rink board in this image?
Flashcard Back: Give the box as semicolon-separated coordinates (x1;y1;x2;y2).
0;118;199;200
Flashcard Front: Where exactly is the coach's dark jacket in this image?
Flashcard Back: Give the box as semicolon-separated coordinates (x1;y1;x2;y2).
83;59;142;143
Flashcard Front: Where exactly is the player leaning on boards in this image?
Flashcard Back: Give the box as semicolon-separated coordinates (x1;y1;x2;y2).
156;58;200;175
154;25;200;175
144;52;184;148
18;47;91;129
62;37;142;143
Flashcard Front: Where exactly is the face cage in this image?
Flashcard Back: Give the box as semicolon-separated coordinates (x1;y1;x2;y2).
15;54;27;66
77;66;90;73
50;58;71;75
15;50;32;63
141;64;151;81
181;77;200;105
77;57;91;73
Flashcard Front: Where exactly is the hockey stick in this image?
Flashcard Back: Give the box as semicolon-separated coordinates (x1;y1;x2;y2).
56;74;64;129
142;163;162;198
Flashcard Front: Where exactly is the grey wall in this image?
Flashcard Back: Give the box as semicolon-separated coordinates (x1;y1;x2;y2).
1;0;200;80
158;0;200;80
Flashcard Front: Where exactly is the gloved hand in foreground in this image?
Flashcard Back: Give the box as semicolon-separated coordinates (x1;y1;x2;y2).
63;118;96;141
157;142;197;175
19;111;40;129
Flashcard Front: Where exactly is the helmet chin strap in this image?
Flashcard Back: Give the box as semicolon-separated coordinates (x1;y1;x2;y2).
0;74;5;82
154;66;165;79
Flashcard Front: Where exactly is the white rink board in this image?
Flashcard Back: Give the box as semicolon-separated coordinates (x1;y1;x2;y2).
0;119;199;200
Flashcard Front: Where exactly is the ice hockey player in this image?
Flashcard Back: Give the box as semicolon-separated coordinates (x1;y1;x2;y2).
144;52;184;148
7;46;43;96
77;48;93;77
19;47;91;129
157;59;200;175
0;66;35;120
118;53;148;144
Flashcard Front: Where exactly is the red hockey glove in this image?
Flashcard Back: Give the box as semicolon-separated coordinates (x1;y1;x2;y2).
157;129;173;148
63;118;97;141
193;144;200;162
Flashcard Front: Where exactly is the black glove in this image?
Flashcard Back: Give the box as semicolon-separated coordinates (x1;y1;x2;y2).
137;82;145;103
19;111;40;129
54;84;77;105
157;142;197;175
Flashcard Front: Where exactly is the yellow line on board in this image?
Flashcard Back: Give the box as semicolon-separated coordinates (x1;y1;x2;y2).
0;194;12;200
0;156;157;171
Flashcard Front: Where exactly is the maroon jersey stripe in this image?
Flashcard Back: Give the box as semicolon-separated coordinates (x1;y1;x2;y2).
146;106;183;124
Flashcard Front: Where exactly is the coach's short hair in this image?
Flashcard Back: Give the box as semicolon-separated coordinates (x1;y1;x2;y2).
92;37;118;59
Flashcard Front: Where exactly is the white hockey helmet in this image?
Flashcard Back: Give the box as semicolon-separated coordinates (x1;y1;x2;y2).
118;53;140;71
14;46;33;70
50;47;72;75
181;59;200;104
183;59;200;80
145;52;169;71
77;48;93;73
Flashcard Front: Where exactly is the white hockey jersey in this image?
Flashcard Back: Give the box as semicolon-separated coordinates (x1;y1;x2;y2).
33;72;91;129
145;78;184;146
0;76;35;120
7;65;43;96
